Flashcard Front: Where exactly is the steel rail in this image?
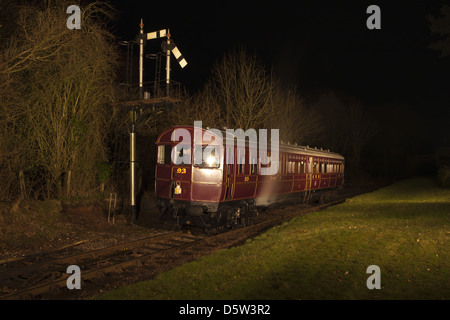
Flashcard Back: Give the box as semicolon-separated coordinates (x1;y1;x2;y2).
0;233;205;300
0;230;188;299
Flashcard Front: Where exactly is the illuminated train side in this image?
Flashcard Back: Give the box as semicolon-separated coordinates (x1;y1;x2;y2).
155;125;345;229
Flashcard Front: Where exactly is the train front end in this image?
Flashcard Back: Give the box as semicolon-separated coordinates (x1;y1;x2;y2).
155;126;224;227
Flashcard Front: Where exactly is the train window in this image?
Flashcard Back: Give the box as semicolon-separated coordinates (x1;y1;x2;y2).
319;163;322;173
237;148;245;174
194;146;220;168
280;155;284;175
248;150;257;174
251;157;258;174
313;162;317;173
226;147;234;165
300;161;305;174
165;146;172;164
259;152;267;170
157;145;172;165
157;145;164;164
173;144;191;165
280;155;284;174
324;163;327;173
284;157;288;174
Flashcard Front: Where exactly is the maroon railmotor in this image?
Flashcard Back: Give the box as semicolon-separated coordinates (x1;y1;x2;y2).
155;126;345;229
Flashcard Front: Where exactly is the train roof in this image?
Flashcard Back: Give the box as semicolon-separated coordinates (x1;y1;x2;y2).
157;125;345;161
279;143;344;160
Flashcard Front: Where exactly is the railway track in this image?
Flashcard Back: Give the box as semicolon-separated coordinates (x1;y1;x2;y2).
0;188;371;300
0;230;203;299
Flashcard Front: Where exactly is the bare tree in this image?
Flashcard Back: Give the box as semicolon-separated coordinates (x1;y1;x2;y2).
345;98;379;176
268;85;323;145
164;48;322;148
209;47;277;130
0;0;119;199
164;84;223;129
313;91;348;152
313;91;379;179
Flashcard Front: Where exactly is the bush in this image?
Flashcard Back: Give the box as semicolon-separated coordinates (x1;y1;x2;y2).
437;165;450;188
97;162;113;184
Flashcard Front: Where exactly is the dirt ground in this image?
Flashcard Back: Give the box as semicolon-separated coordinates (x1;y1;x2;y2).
0;191;170;262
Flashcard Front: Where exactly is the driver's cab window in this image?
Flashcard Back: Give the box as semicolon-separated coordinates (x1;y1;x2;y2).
157;145;172;165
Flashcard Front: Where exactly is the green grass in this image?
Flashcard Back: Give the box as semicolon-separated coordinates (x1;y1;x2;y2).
96;177;450;300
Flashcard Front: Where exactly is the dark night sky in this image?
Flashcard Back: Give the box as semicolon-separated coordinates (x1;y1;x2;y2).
107;0;449;115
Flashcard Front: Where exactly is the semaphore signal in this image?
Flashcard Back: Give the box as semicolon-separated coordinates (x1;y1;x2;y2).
123;20;188;223
139;23;188;97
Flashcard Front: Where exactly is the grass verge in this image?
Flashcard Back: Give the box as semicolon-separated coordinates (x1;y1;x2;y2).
96;177;450;300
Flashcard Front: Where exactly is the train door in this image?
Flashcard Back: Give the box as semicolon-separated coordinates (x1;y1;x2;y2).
303;156;313;202
225;145;235;200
